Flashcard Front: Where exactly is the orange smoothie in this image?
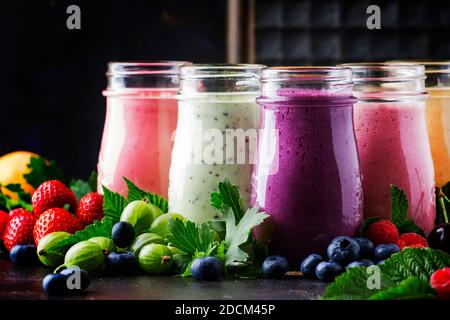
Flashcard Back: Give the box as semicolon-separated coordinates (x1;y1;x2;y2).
426;88;450;187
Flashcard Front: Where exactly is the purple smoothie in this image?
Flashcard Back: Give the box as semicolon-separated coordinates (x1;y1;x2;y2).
252;88;363;264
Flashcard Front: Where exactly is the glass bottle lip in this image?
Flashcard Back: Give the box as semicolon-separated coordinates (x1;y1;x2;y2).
179;63;264;79
107;61;189;76
386;60;450;92
105;61;191;93
260;66;353;84
386;60;450;73
340;62;426;83
338;63;427;102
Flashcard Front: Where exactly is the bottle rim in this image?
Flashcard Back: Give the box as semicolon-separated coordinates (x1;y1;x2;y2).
386;60;450;74
179;64;265;79
260;66;353;84
340;62;426;83
107;61;190;76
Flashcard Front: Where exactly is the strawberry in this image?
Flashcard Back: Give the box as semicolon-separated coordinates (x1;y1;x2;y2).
0;210;10;237
32;180;77;218
33;208;82;245
397;232;428;250
76;192;104;225
365;219;400;245
430;267;450;299
2;209;35;251
9;208;31;218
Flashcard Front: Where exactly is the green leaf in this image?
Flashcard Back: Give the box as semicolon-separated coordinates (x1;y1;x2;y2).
45;218;114;256
390;185;425;236
322;248;449;300
359;216;380;236
208;219;226;240
166;218;215;256
0;184;33;212
70;180;93;200
124;177;168;213
368;277;436;300
381;248;450;282
102;186;128;222
211;178;246;223
224;207;268;266
23;156;64;188
322;267;396;300
70;171;98;200
88;171;98;191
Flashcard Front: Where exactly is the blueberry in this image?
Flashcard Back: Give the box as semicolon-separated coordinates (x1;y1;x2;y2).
327;236;360;265
315;261;344;282
10;244;37;266
42;273;68;295
190;257;222;281
300;254;323;278
353;237;374;259
346;259;374;268
112;222;135;248
60;267;91;290
374;243;400;261
377;260;385;265
261;255;289;279
106;251;138;275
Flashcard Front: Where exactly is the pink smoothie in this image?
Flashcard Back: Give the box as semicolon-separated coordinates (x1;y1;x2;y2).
98;89;178;197
354;101;435;233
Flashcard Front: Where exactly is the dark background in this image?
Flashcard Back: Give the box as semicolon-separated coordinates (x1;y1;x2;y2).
0;0;226;179
2;0;450;179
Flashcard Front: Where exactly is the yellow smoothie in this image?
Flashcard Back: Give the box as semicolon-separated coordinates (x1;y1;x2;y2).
426;88;450;187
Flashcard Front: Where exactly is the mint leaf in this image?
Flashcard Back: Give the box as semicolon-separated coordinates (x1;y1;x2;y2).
70;171;98;200
224;207;268;266
211;178;246;223
390;185;425;236
23;156;64;188
322;267;396;300
102;186;128;222
322;248;450;300
45;217;114;256
0;184;33;211
381;248;450;282
368;277;436;300
70;180;93;200
359;216;380;236
88;171;98;191
166;218;215;256
124;177;168;213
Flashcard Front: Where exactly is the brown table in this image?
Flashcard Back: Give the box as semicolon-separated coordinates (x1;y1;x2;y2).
0;259;326;300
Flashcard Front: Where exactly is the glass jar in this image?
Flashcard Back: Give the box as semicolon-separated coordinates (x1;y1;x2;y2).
168;64;264;223
421;62;450;187
344;63;435;233
252;67;363;264
98;61;189;197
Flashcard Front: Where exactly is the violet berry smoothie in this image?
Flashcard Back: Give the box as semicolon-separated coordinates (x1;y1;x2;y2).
252;86;363;264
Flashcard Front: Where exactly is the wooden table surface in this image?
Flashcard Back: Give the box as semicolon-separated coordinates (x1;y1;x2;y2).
0;259;326;300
